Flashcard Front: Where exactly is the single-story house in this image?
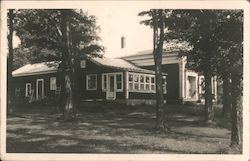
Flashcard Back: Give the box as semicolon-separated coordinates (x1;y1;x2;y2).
121;48;217;103
12;57;168;105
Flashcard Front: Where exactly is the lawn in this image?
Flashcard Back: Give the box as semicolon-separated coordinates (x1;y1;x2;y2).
6;103;234;154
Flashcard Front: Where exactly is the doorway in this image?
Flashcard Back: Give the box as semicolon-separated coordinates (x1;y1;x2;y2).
36;79;44;100
106;74;116;100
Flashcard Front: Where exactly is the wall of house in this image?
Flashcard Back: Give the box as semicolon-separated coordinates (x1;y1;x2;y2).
77;59;126;100
13;72;59;103
13;58;172;104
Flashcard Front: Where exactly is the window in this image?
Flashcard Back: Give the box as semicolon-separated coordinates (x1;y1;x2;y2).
140;75;145;90
86;74;97;90
134;74;139;90
116;74;123;91
80;60;86;68
145;76;150;91
25;83;31;97
102;74;107;91
50;77;57;90
162;76;167;94
151;76;155;91
15;88;20;97
128;74;133;90
127;72;166;93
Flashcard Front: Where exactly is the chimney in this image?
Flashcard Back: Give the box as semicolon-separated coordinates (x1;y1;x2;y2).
121;36;126;49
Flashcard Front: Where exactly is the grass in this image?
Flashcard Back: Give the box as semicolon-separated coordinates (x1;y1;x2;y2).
6;103;236;154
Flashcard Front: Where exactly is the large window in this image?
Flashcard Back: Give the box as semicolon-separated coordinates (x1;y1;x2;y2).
50;77;57;90
25;83;32;97
127;72;166;93
127;72;155;93
86;74;97;90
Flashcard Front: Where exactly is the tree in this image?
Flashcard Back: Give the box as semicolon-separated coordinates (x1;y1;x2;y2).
165;10;222;122
139;9;168;130
15;9;103;119
166;9;243;148
7;9;15;114
215;10;243;147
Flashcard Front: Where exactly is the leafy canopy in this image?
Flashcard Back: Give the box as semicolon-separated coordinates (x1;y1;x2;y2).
15;9;104;63
139;9;243;75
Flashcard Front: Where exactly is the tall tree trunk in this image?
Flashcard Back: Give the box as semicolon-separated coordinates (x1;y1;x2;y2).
152;10;166;130
61;10;75;120
204;69;214;122
222;72;231;117
230;72;242;148
7;9;14;114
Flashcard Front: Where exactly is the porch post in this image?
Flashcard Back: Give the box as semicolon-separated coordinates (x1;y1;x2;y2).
124;71;129;99
179;56;186;102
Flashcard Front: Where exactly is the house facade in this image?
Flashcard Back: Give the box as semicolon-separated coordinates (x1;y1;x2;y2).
121;50;217;103
12;57;168;106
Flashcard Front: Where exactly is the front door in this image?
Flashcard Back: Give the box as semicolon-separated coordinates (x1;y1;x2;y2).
106;75;116;100
36;79;44;100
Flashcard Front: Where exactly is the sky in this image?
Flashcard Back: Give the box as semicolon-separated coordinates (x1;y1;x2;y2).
85;6;153;58
13;6;153;58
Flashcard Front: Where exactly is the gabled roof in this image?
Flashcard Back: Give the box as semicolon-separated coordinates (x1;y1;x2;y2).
120;41;191;59
12;57;164;77
12;61;59;77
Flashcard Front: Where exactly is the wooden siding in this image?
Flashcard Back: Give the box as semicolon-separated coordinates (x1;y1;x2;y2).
13;72;59;102
77;59;126;100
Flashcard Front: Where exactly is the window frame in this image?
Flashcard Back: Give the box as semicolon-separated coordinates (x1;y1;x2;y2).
86;74;97;90
102;74;107;91
139;74;145;90
128;73;134;91
50;77;57;90
15;87;20;97
133;73;139;90
127;72;157;93
80;60;86;68
115;73;123;92
25;83;32;97
36;79;44;100
150;76;155;92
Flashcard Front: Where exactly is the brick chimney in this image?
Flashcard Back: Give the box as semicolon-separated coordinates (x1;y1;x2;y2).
121;36;126;49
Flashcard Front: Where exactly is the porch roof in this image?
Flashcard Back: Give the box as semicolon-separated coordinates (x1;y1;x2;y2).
90;57;163;74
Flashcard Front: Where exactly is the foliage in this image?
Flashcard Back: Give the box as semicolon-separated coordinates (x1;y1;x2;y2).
15;9;104;63
165;10;243;76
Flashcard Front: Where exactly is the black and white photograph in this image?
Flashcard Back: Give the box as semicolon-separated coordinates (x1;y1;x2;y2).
0;0;249;161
